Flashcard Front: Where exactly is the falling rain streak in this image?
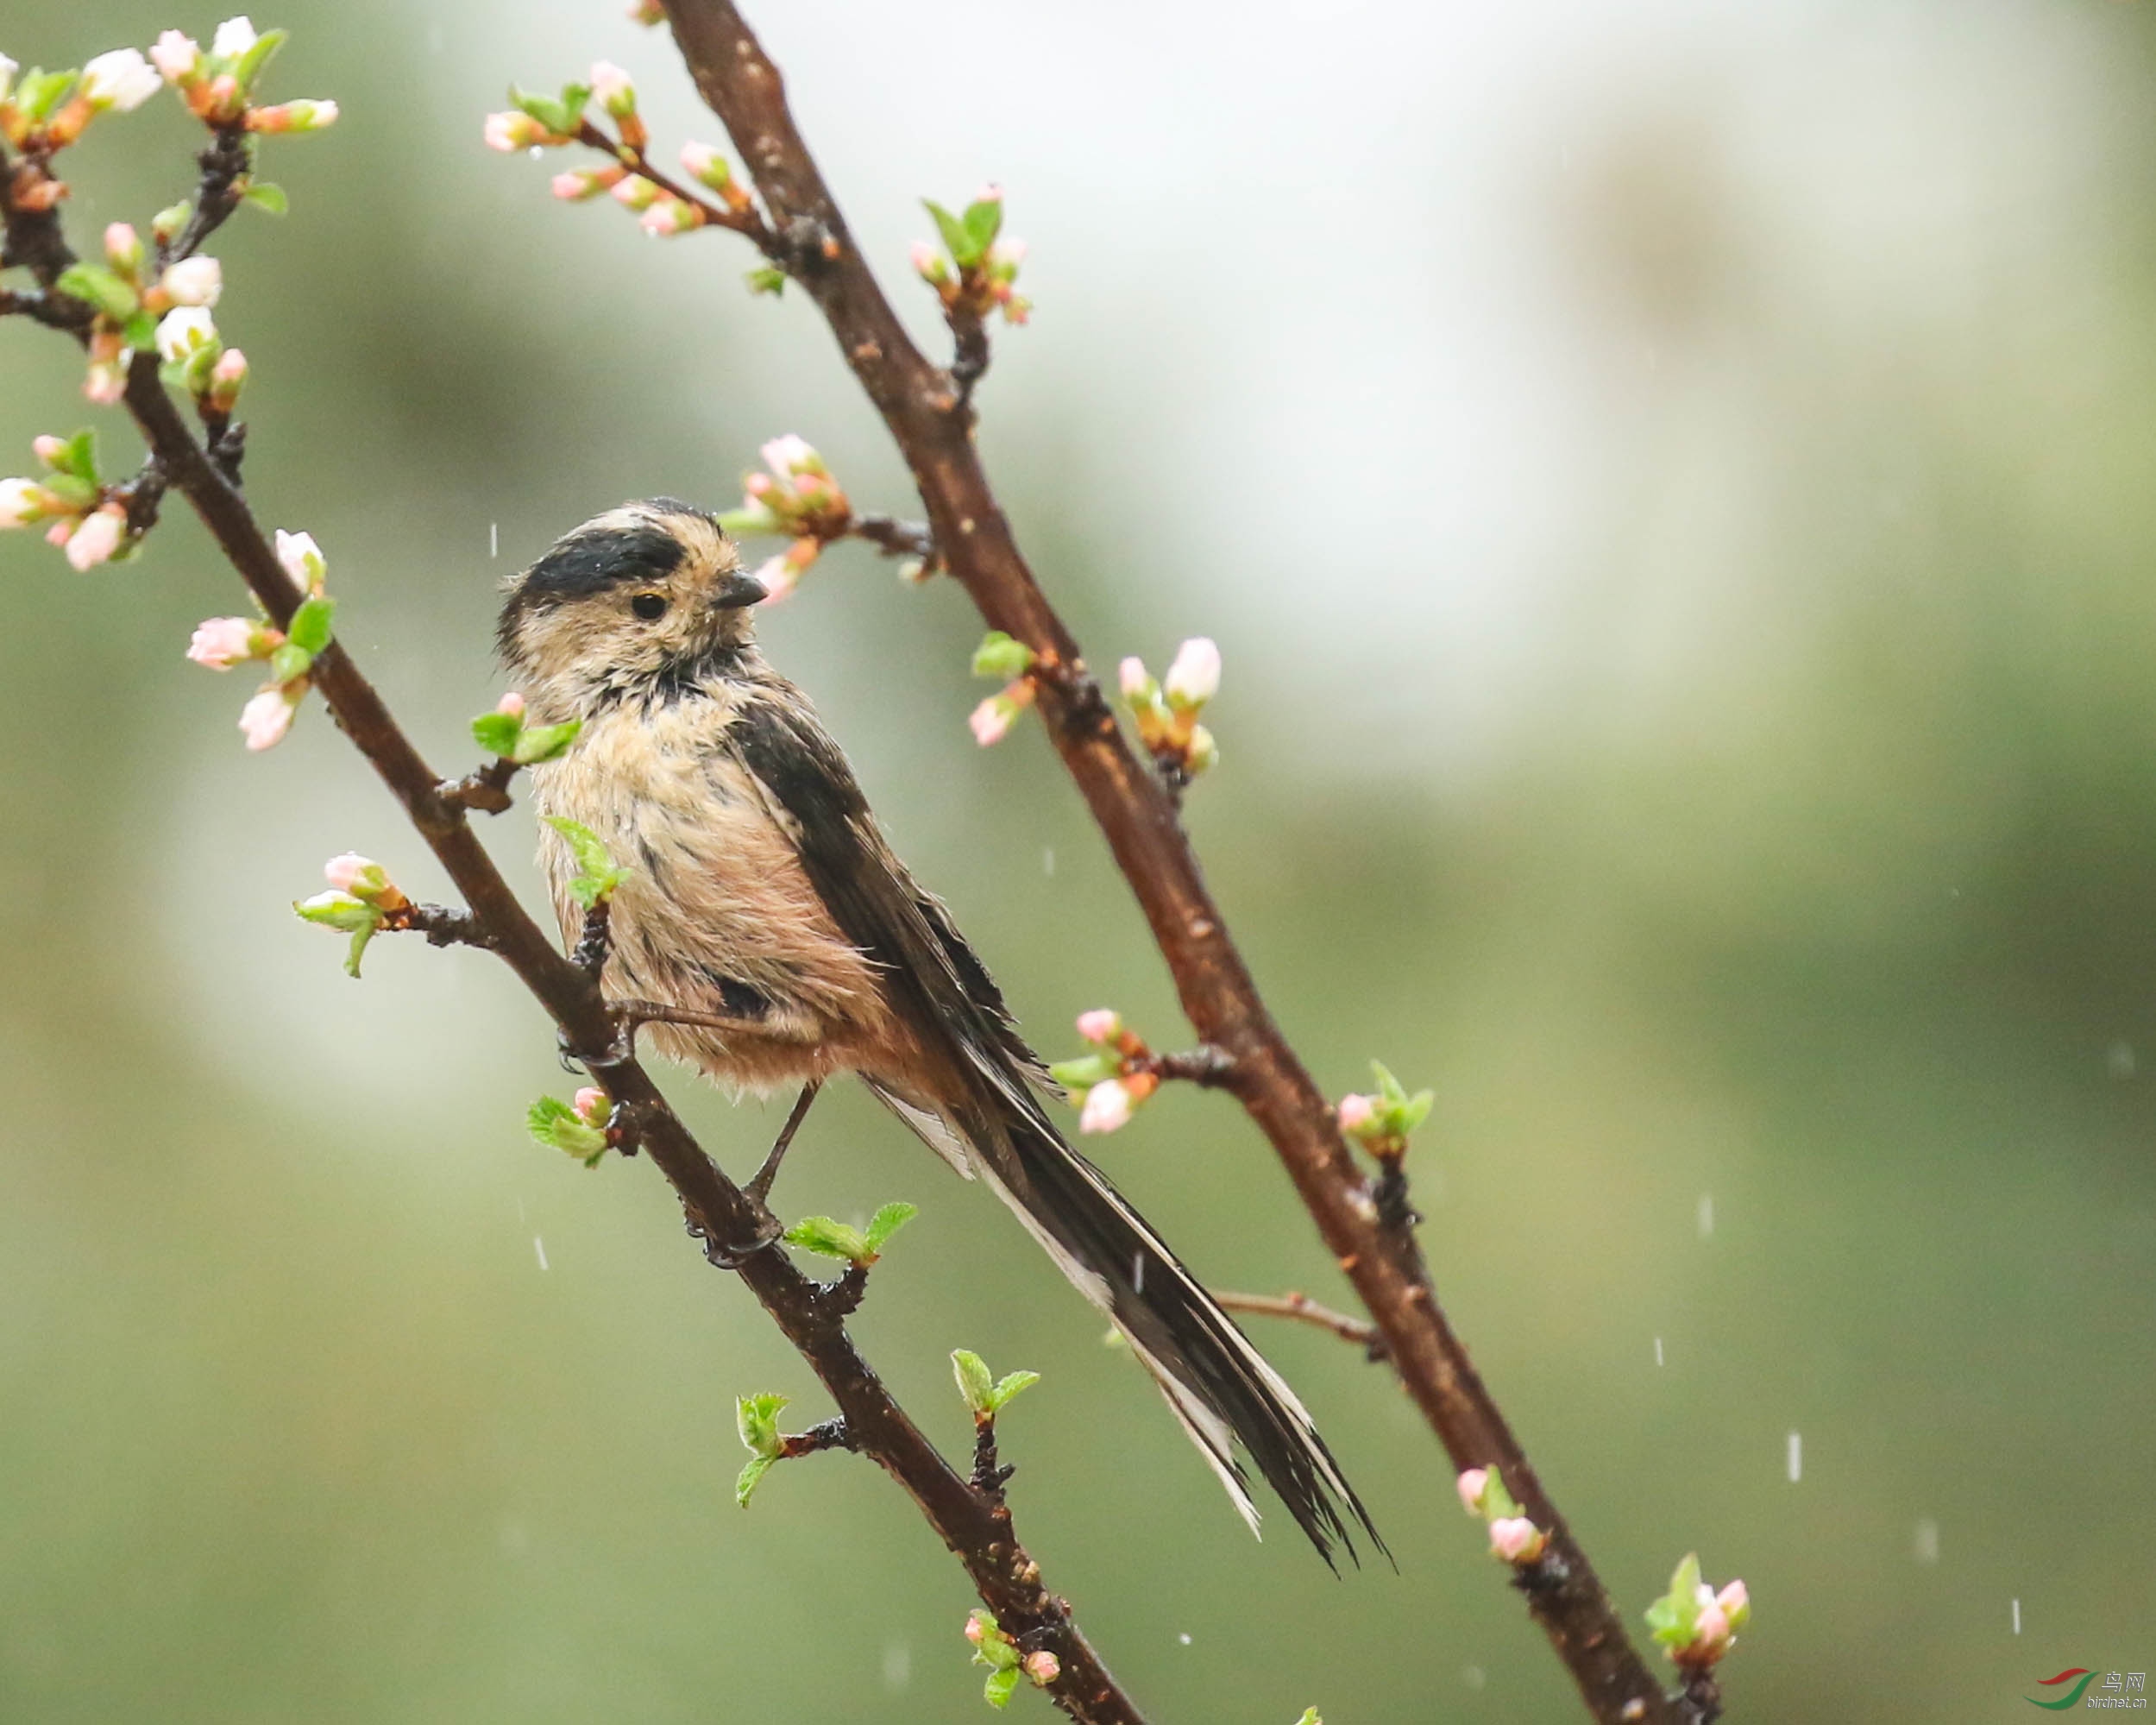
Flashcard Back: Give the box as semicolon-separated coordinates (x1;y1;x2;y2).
534;1235;550;1271
1697;1194;1715;1238
1786;1432;1801;1483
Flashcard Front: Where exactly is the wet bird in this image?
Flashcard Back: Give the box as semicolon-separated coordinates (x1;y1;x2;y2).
498;498;1378;1562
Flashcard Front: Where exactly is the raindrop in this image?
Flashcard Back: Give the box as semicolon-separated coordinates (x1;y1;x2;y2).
1697;1194;1714;1239
1462;1665;1487;1690
490;521;500;560
2108;1042;2135;1080
1914;1520;1939;1564
527;146;544;161
2012;1598;2021;1635
1178;1634;1192;1646
534;1235;550;1271
1133;1255;1146;1294
1042;847;1055;876
882;1641;910;1690
1654;1337;1664;1367
1786;1432;1801;1483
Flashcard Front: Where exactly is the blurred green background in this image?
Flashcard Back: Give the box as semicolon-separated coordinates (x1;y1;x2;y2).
4;2;2154;1720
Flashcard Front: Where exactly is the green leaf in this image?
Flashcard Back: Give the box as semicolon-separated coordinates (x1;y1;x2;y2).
1480;1466;1523;1522
229;26;287;92
961;196;1004;255
952;1349;995;1417
242;181;290;216
526;1094;609;1165
286;595;336;655
783;1215;871;1263
293;891;377;933
544;815;629;906
971;630;1035;680
1292;1713;1322;1725
745;265;787;296
471;709;522;757
983;1666;1021;1709
1399;1090;1435;1133
735;1391;789;1458
735;1452;776;1508
986;1370;1039;1416
509;85;570;133
923;198;981;267
267;641;313;685
1370;1061;1408;1106
1047;1054;1115;1090
862;1201;917;1255
121;310;159;351
53;428;99;482
511;717;581;765
1644;1553;1705;1650
54;263;139;321
17;69;80;123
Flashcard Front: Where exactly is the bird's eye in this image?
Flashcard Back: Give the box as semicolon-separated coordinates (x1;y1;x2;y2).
631;592;668;620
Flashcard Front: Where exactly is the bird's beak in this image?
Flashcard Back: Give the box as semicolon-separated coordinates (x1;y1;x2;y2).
711;569;768;609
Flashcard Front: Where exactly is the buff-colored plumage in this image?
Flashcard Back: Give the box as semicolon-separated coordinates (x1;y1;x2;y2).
497;501;1379;1564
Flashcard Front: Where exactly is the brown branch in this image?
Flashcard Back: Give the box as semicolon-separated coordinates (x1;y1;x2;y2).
662;7;1682;1719
2;163;1142;1725
573;116;775;249
1212;1290;1389;1363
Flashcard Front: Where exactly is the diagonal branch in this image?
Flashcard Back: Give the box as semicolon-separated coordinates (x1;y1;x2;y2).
661;5;1681;1719
1;146;1142;1725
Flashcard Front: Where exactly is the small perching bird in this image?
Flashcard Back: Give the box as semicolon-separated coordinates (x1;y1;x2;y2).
498;499;1379;1564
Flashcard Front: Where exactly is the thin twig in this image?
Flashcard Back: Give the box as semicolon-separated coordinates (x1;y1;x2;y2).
1211;1290;1390;1363
660;7;1683;1718
1;154;1145;1725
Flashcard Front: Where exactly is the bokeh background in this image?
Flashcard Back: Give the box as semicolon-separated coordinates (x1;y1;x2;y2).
4;1;2154;1720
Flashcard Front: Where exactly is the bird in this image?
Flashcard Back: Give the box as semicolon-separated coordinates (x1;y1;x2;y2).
497;497;1379;1564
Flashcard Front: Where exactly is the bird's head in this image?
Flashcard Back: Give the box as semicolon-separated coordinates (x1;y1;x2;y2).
496;498;766;710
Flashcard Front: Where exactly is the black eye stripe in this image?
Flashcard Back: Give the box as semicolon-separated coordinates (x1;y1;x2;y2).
516;523;685;608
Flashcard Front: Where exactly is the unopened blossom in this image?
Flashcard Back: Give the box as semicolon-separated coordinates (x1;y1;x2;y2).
1075;1009;1122;1047
246;99;338;134
186;615;266;669
968;680;1035;746
205;348;248;412
104;223;145;274
274;528;324;590
1079;1078;1139;1136
1687;1601;1730;1659
155;305;218;363
31;436;67;466
211;16;259;60
751;537;817;606
239;683;299;751
1336;1093;1377;1133
323;853;380;894
1455;1468;1489;1514
64;507;127;572
1118;656;1150;700
150;30;203;83
551;164;624;200
82;48;161;112
909;240;950;286
160;255;222;307
84;358;127;404
1716;1580;1750;1626
1488;1516;1548;1564
573;1086;610;1124
0;55;16;103
1163;637;1221;708
588;60;635;115
496;691;527;719
1023;1652;1059;1686
609;174;662;212
484;110;549;152
628;0;665;21
0;478;60;526
639;196;704;236
963;1613;988;1647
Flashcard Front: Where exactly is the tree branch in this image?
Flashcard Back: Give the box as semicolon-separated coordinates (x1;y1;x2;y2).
662;5;1681;1717
1211;1290;1389;1363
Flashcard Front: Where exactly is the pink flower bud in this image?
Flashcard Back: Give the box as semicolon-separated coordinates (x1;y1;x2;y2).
83;48;162;112
589;60;636;113
104;223;144;274
83;362;126;406
31;437;66;467
573;1086;608;1123
968;692;1017;747
1164;637;1221;708
1336;1093;1377;1133
64;507;127;572
1488;1516;1547;1564
910;240;949;283
987;237;1028;270
483;110;545;152
46;522;72;548
1455;1468;1489;1514
206;348;248;410
760;433;817;477
1118;656;1151;700
963;1615;986;1646
973;183;1004;205
239;685;299;752
323;853;378;894
1075;1009;1122;1046
186;616;261;669
211;17;260;60
497;691;527;718
1688;1602;1731;1658
1715;1580;1750;1627
160;255;222;308
551;166;622;200
0;479;54;526
680;141;732;187
1023;1651;1059;1686
639;197;705;236
629;0;665;21
152;30;204;84
609;174;662;212
244;99;339;134
1079;1079;1136;1136
274;528;324;591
